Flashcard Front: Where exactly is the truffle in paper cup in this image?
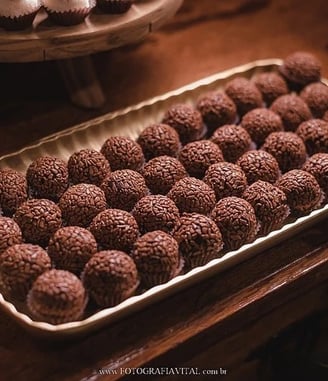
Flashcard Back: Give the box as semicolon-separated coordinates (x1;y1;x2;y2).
0;0;41;31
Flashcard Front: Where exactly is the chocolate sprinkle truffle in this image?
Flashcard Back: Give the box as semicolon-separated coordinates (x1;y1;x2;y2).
225;77;263;116
100;136;144;171
196;91;237;133
241;108;283;146
276;169;323;214
236;150;280;184
252;72;288;106
0;244;51;300
167;177;216;215
172;213;223;269
303;153;328;198
90;209;139;252
0;217;22;254
0;168;27;216
211;197;258;250
14;199;62;246
82;250;139;307
243;180;290;235
59;184;107;227
137;123;181;160
131;231;180;287
178;140;224;179
300;82;328;118
48;226;97;275
270;94;312;131
261;131;307;173
26;156;69;201
141;156;187;195
162;104;203;144
68;149;111;186
296;119;328;155
210;125;252;163
203;162;247;200
101;169;149;211
132;195;180;234
27;269;87;324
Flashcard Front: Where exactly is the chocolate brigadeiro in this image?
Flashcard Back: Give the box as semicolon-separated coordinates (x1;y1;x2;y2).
137;123;181;160
0;217;22;254
68;149;111;186
296;119;328;156
241;108;283;147
162;103;204;144
210;124;252;163
100;136;145;171
131;231;181;288
252;72;288;106
243;180;290;236
101;169;149;211
276;169;323;215
300;82;328;118
303;153;328;198
167;177;216;215
0;168;27;216
196;91;237;134
59;183;107;227
48;226;97;276
132;195;180;234
224;77;263;117
26;156;69;201
97;0;133;14
82;250;139;308
0;243;51;301
178;140;224;179
27;269;87;324
14;199;62;246
172;213;223;270
261;131;307;173
141;156;187;195
236;150;280;185
211;196;258;251
203;162;247;200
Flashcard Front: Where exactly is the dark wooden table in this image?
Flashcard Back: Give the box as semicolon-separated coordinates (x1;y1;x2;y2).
1;1;328;380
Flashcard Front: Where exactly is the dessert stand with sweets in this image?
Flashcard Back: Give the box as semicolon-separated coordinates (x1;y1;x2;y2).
0;0;183;108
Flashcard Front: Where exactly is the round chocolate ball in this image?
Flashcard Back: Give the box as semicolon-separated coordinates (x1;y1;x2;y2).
167;177;216;215
14;199;62;246
270;94;312;132
296;119;328;156
276;169;323;214
162;103;203;144
0;168;27;216
141;156;187;195
203;162;247;200
241;108;283;146
132;195;180;234
178;140;224;179
252;72;288;106
90;209;139;252
100;136;144;171
131;231;180;287
196;91;237;133
211;197;258;250
236;150;280;184
224;77;263;116
210;124;252;163
243;180;290;235
68;149;111;186
0;217;22;254
261;131;307;173
96;0;133;14
82;250;139;307
300;82;328;118
0;244;51;300
59;184;107;227
303;153;328;197
48;226;97;275
101;169;149;211
172;213;223;269
27;269;87;324
137;123;181;160
26;156;69;201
